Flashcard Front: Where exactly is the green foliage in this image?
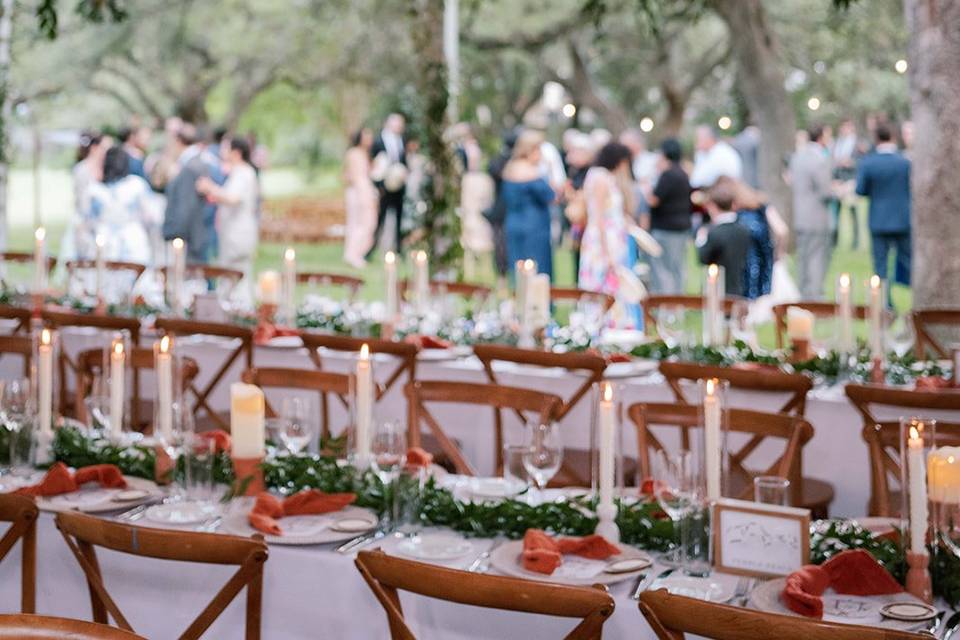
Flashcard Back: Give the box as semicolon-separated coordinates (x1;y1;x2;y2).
809;520;905;580
36;0;126;39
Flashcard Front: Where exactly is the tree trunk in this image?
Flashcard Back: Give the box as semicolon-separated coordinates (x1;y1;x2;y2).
709;0;795;228
0;0;13;251
906;0;960;309
661;85;686;137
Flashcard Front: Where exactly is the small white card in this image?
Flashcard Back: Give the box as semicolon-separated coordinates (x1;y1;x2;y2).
193;293;227;323
712;498;810;578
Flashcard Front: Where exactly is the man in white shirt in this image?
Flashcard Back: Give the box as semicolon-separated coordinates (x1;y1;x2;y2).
689;125;743;188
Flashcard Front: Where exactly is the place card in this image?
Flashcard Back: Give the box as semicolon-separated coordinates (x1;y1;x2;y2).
193;293;228;323
712;498;810;578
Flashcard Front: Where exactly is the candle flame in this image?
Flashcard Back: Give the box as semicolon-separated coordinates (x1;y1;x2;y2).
910;425;920;440
360;343;369;360
40;328;51;345
113;341;124;355
385;251;396;265
95;234;106;249
602;382;613;403
708;264;719;278
949;456;956;465
839;273;850;288
870;275;881;289
34;227;45;242
172;237;184;250
159;335;171;353
705;378;717;396
523;259;535;271
284;247;296;262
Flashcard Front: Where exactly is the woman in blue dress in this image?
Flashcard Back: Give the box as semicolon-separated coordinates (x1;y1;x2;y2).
501;130;556;280
733;181;777;300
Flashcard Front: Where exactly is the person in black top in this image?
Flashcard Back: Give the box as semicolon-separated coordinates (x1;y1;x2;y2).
643;138;692;294
696;176;752;297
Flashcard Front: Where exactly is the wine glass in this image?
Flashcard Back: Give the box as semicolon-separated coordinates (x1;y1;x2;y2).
2;378;34;481
652;450;699;567
885;314;915;359
656;305;686;349
279;397;314;455
371;421;407;531
522;421;564;503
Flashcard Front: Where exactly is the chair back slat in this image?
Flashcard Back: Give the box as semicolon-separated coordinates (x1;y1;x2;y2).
65;260;147;280
297;272;364;301
0;334;32;377
845;383;960;516
399;279;492;304
912;309;960;359
241;367;352;439
356;550;614;640
405;380;562;476
0;252;56;272
658;361;812;416
642;295;745;338
0;494;37;614
0;305;32;334
639;589;920;640
0;614;147;639
55;512;267;640
550;286;615;313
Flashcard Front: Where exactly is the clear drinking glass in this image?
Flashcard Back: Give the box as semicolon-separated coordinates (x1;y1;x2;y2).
656;305;686;349
184;433;216;505
372;421;407;531
653;450;698;566
280;397;314;455
885;314;915;359
522;422;563;502
2;379;35;479
754;476;791;506
502;444;532;495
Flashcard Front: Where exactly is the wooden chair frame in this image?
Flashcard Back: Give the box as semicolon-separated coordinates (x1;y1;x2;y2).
846;383;960;516
0;334;32;378
405;380;562;476
65;260;147;281
0;614;147;639
41;310;142;420
628;403;812;505
356;549;614;640
0;251;57;274
297;271;365;301
659;361;812;416
550;286;615;314
639;588;921;640
0;305;32;334
55;512;267;640
161;264;244;285
154;318;254;430
0;494;37;614
771;301;880;349
642;294;745;338
74;347;199;431
399;279;492;305
299;332;418;429
912;308;960;359
241;367;352;440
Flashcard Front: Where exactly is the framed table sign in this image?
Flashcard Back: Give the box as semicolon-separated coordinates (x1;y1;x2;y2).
712;498;811;578
193;293;228;323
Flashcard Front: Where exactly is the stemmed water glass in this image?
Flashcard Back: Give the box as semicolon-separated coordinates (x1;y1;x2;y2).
885;314;915;359
656;305;686;350
371;421;407;531
279;397;315;455
522;421;564;504
2;378;34;483
652;450;700;568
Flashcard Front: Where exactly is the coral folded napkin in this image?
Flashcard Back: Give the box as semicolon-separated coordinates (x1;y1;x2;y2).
253;322;301;346
406;447;433;469
197;429;231;453
248;489;356;536
403;334;452;350
14;462;127;497
521;529;620;575
782;549;903;618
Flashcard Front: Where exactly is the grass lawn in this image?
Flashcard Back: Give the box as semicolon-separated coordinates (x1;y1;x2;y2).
5;166;908;350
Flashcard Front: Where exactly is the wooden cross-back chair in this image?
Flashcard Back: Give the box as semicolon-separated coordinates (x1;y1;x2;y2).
845;383;960;517
154;318;254;430
912;308;960;359
356;549;615;640
771;301;880;349
0;494;38;614
628;403;814;507
399;279;493;305
55;512;268;640
0;334;32;378
40;310;142;419
161;264;244;285
472;344;608;485
241;367;352;440
0;615;146;639
297;272;365;301
0;305;32;334
0;251;57;276
74;347;200;432
405;380;562;476
550;286;616;314
65;260;147;281
642;294;745;338
638;589;921;640
299;332;418;429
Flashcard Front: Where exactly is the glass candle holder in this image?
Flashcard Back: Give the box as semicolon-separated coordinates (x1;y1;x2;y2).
348;346;377;468
701;264;726;347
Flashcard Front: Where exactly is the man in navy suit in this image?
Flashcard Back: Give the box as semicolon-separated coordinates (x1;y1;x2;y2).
856;124;911;297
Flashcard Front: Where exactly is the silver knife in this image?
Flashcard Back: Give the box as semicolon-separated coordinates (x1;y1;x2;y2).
632;567;674;600
349;529;387;552
942;611;960;640
336;533;373;554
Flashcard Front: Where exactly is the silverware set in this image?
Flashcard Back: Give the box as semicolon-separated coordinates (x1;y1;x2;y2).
731;576;755;607
929;610;960;639
466;538;506;573
336;528;388;554
631;567;674;600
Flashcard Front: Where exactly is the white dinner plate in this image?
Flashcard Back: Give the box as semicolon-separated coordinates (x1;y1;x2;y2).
144;501;220;525
464;477;527;500
651;574;737;603
417;346;471;361
220;505;377;545
489;539;651;586
604;360;658;379
266;336;303;349
36;476;159;514
394;532;474;561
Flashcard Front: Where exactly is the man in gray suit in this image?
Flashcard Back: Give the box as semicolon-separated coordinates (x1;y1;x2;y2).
789;125;834;300
163;123;210;263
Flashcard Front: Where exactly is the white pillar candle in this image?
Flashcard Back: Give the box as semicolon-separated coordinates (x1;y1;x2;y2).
384;251;399;321
282;247;297;325
33;227;47;294
155;335;174;441
868;275;884;357
703;264;724;346
258;270;281;306
703;378;722;501
355;344;373;460
598;382;616;510
170;238;185;315
928;447;960;505
109;337;125;437
518;259;536;333
837;273;854;353
230;383;265;458
413;250;429;315
37;328;53;437
527;273;551;329
95;233;106;304
786;307;815;342
907;426;929;554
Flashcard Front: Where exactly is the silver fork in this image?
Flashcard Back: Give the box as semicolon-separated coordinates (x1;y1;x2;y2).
467;537;506;573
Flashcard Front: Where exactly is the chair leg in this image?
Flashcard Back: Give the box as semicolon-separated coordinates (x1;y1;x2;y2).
21;519;36;614
245;568;263;640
